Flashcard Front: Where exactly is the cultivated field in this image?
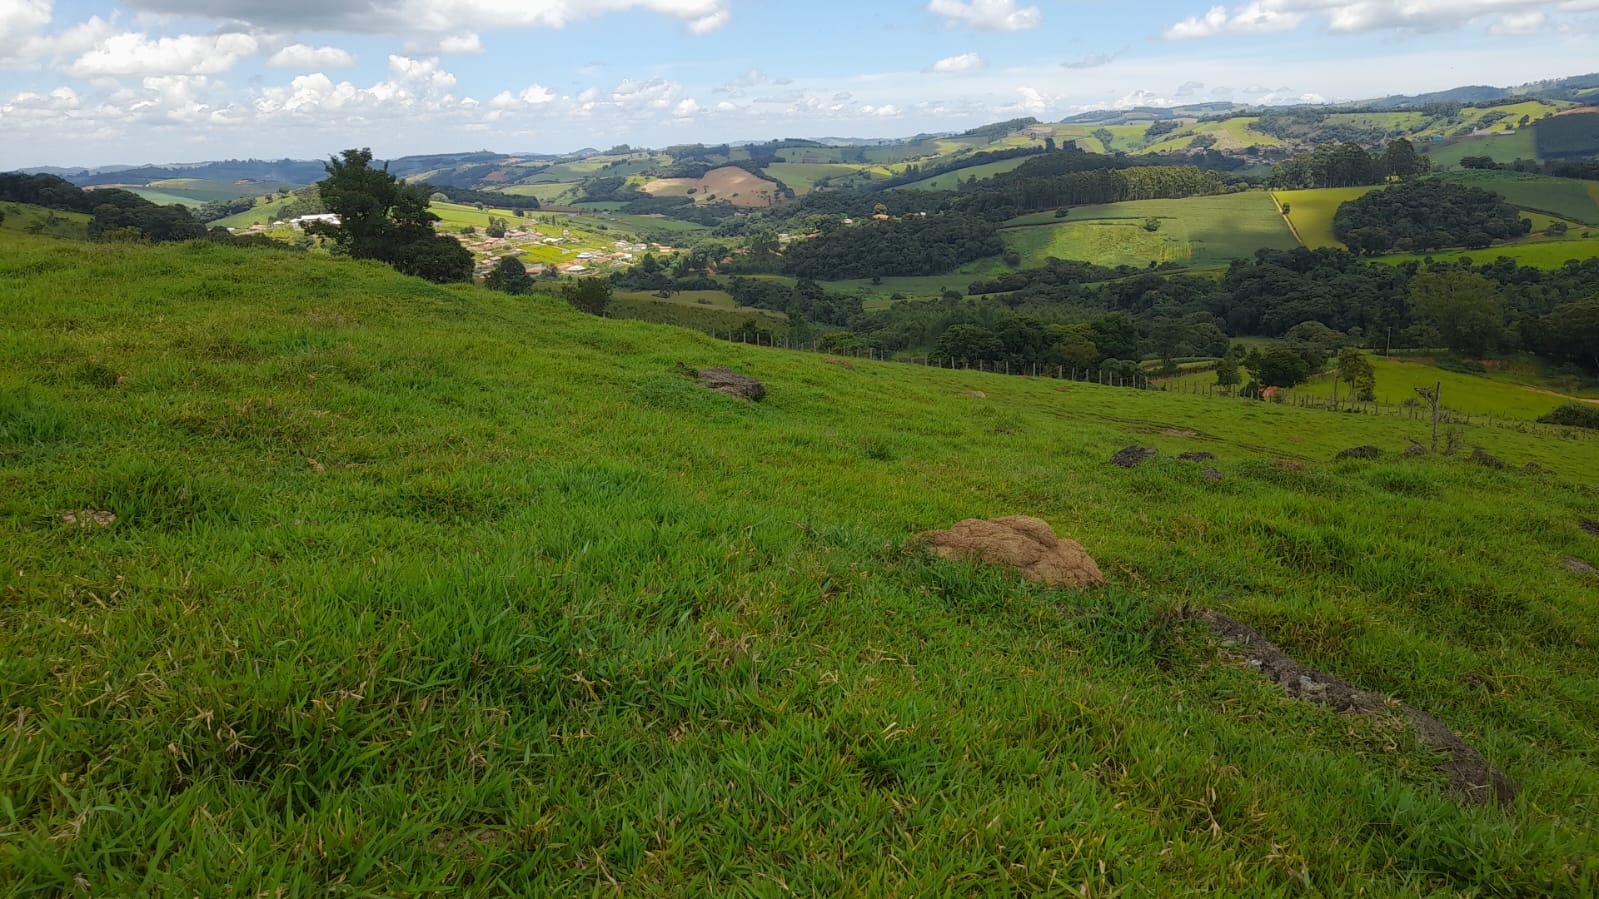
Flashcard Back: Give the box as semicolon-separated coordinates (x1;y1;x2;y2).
640;166;782;208
1434;170;1599;225
1272;186;1381;249
1003;193;1299;269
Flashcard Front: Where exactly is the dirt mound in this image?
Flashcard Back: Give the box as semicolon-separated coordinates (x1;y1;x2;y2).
1580;517;1599;537
958;390;987;399
1561;556;1597;575
1177;451;1216;462
1199;610;1515;808
1470;447;1506;469
1110;446;1158;468
698;368;766;401
1334;446;1382;461
1404;444;1428;457
921;516;1104;589
1271;459;1309;473
1202;467;1225;482
60;509;116;527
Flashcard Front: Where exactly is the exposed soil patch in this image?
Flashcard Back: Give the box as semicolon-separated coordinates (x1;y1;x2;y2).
1110;445;1158;468
60;509;116;527
698;367;766;401
1161;428;1199;438
1470;447;1507;470
1579;517;1599;537
1561;556;1597;576
1198;610;1515;809
641;167;781;208
921;516;1104;589
958;390;987;399
1177;451;1216;462
1334;446;1382;461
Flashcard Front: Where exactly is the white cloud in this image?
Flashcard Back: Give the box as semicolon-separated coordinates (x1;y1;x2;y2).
1489;9;1545;31
439;33;484;54
119;0;732;36
860;104;902;117
269;43;354;69
1164;0;1572;39
927;52;987;74
672;97;700;116
927;0;1043;31
70;31;259;77
0;0;52;62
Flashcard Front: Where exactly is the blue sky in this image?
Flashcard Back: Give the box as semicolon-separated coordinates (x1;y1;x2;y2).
1;0;1595;168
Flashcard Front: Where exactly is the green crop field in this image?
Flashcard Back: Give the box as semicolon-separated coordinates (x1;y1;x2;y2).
1003;193;1299;269
1426;130;1539;168
3;230;1599;895
762;163;889;193
127;188;205;207
1435;170;1599;225
1274;186;1381;248
901;156;1035;191
1376;238;1599;268
498;183;580;202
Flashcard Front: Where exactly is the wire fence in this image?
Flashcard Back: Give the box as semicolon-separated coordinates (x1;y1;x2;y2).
708;328;1597;443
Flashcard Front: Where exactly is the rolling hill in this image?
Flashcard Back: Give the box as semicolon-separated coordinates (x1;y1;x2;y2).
2;229;1598;893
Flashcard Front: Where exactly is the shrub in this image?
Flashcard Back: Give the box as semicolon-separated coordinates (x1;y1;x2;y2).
1537;403;1599;430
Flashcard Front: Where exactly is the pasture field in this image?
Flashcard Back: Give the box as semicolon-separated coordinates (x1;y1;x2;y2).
1435;170;1599;225
610;291;789;335
762;163;890;193
126;189;204;207
1375;238;1599;268
1273;186;1381;248
1003;193;1298;269
0;201;91;239
1139;118;1288;155
498;183;580;203
1158;354;1598;421
900;156;1036;190
1425;130;1539;168
2;231;1598;894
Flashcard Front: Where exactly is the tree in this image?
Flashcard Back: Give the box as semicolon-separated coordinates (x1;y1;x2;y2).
1214;353;1241;392
309;147;469;283
1335;347;1376;401
1409;271;1504;356
1283;320;1343;373
1380;139;1425;180
934;324;1004;364
484;257;534;295
561;277;612;316
1247;348;1311;389
486;216;508;238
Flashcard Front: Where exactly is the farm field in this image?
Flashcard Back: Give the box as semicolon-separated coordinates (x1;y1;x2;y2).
1425;130;1539;168
901;156;1036;190
3;229;1599;895
1435;170;1599;225
1159;354;1598;421
610;291;789;336
1002;193;1299;269
1139;117;1287;154
1375;237;1599;268
640;166;782;208
1272;186;1380;248
762;163;891;193
0;201;91;239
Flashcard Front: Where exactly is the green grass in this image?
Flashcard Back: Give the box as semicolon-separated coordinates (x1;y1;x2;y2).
3;230;1599;894
901;156;1036;191
610;292;789;335
0;202;91;239
1003;193;1299;268
1273;187;1381;249
1426;130;1540;168
1160;353;1598;421
1434;170;1599;226
1374;238;1599;268
762;163;891;193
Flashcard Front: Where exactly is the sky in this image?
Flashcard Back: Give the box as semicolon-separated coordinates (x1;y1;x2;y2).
1;0;1596;168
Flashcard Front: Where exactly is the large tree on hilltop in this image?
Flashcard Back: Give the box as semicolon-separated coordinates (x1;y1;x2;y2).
309;148;471;283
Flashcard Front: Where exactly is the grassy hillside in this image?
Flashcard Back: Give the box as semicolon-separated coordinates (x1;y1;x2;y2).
1425;130;1539;168
1003;193;1299;269
900;156;1037;191
1434;170;1599;225
0;201;91;239
1160;354;1598;421
2;231;1598;894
